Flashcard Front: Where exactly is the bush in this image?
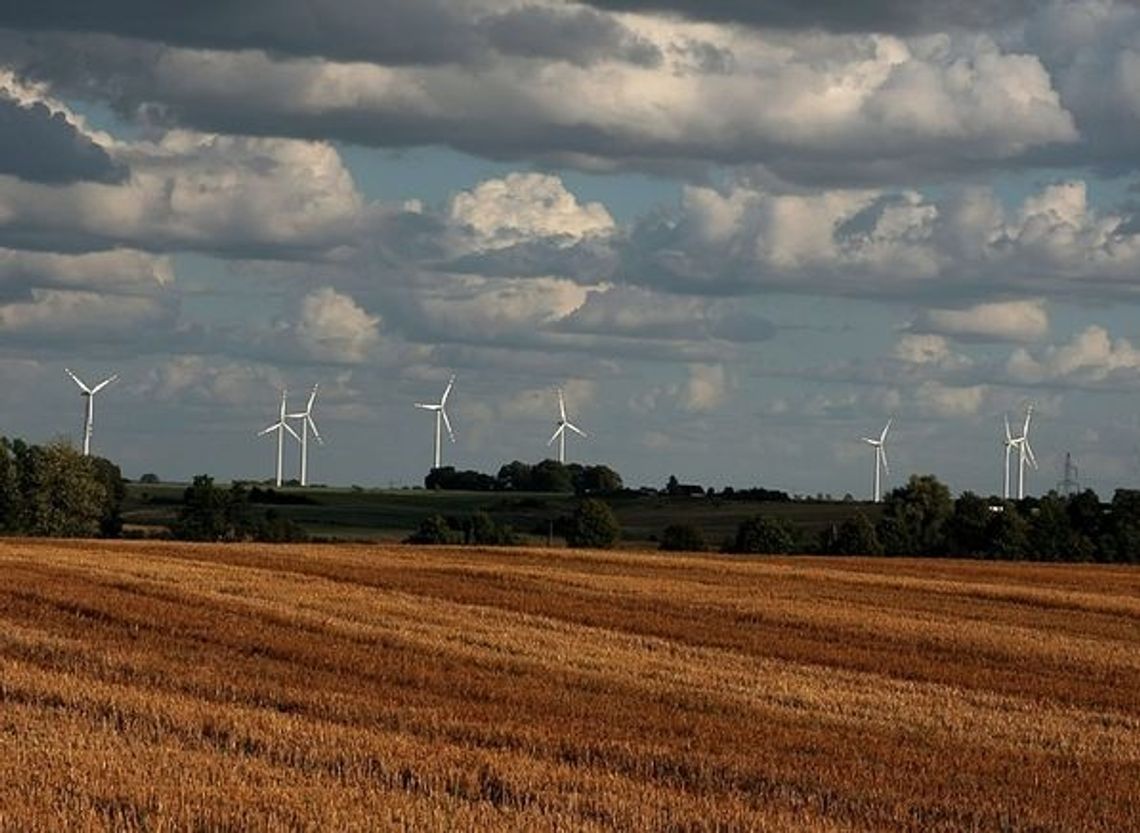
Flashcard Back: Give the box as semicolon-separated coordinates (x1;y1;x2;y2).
659;523;706;552
731;515;795;554
405;514;461;545
565;498;621;549
255;509;310;543
827;513;882;555
467;510;519;546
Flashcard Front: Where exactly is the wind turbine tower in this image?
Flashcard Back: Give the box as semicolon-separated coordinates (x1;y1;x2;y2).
65;368;118;456
288;383;323;487
414;375;455;469
861;418;892;503
548;388;587;464
1002;415;1015;500
258;389;299;487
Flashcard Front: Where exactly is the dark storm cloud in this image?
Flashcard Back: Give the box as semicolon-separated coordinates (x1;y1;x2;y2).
579;0;1036;34
0;1;658;68
484;6;662;67
0;95;124;184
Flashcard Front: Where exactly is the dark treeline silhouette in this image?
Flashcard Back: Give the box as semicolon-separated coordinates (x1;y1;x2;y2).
718;474;1140;562
173;475;309;542
0;437;124;537
426;460;623;495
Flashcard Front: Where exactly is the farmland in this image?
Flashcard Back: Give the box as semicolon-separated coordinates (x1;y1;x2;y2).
1;540;1139;831
122;481;867;544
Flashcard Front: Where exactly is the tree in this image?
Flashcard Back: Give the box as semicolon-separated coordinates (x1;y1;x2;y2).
1101;490;1140;564
0;438;19;532
877;474;953;556
18;441;108;537
659;523;706;552
89;456;126;538
468;511;518;546
139;472;161;484
731;515;796;554
496;461;533;491
405;514;461;545
172;475;232;541
828;513;882;556
531;460;574;493
985;504;1030;560
1028;492;1093;562
565;498;620;548
575;464;623;495
255;509;310;543
944;492;992;558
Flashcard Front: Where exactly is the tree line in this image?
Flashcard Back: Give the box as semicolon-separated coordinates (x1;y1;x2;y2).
426;460;623;494
711;474;1140;562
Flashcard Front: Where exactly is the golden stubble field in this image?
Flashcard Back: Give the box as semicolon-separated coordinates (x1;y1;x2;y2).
0;539;1138;832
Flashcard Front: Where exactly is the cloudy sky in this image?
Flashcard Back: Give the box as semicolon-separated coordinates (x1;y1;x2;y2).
3;0;1140;497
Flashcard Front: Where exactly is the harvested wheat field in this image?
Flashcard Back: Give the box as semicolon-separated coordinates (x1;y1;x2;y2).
1;540;1139;832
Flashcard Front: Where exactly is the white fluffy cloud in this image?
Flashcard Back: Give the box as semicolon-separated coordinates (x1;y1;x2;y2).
293;287;381;363
1;21;1076;181
448;172;614;252
891;334;973;369
0;131;362;256
630;179;1140;298
0;289;172;337
913;299;1049;342
0;247;171;295
1007;325;1140;385
682;363;728;412
915;380;987;417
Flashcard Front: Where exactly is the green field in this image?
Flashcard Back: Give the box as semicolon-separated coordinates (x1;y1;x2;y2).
123;482;879;546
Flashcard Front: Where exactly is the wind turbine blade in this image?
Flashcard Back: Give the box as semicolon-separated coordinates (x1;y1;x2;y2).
1024;440;1038;470
1022;404;1033;437
1004;414;1012;443
880;446;890;476
566;422;586;437
558;388;566;422
90;374;118;394
548;425;564;445
880;418;892;443
257;423;278;436
413;402;437;410
65;368;91;394
306;383;318;413
440;375;455;406
441;408;455;442
861;437;878;445
307;414;323;445
279;389;289;420
283;422;301;441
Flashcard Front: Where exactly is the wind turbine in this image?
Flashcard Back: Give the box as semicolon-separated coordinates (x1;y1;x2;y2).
65;368;118;456
1011;404;1038;500
258;389;299;487
547;387;587;464
287;383;323;487
414;375;455;470
861;418;892;503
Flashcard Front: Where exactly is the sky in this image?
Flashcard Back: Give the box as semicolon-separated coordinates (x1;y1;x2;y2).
3;1;1140;498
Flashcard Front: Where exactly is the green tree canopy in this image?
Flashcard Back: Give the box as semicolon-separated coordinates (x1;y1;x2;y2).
659;523;706;552
731;515;796;554
877;474;953;556
565;498;621;548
